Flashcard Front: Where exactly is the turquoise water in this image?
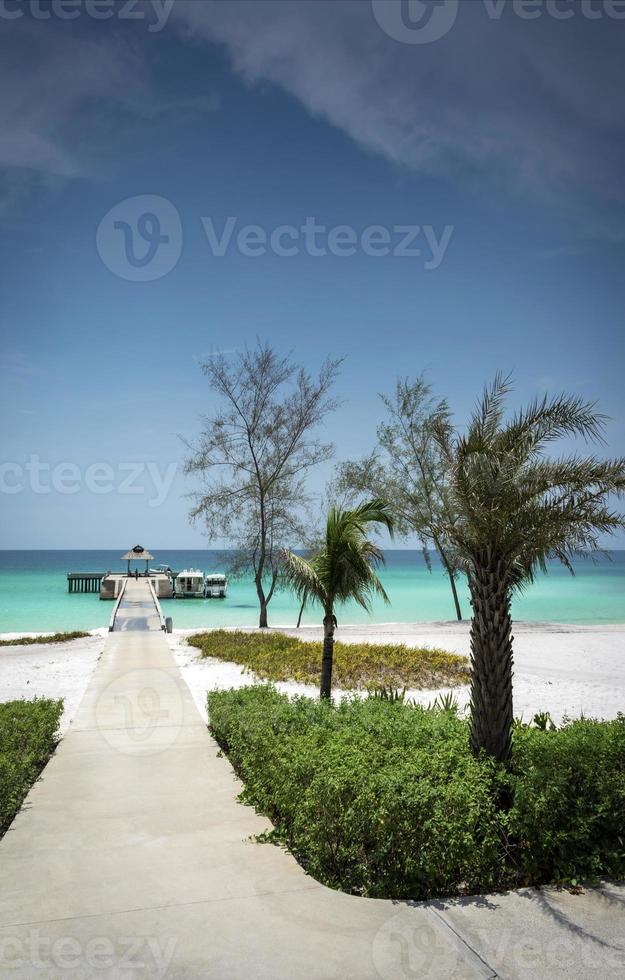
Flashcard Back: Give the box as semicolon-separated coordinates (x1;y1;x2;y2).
0;551;623;632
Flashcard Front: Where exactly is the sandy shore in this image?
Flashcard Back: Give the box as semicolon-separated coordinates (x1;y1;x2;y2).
2;622;623;734
170;621;625;726
0;631;105;732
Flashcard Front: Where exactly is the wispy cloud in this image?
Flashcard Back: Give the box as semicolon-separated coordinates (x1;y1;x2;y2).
2;1;623;242
0;350;48;380
192;349;240;363
0;19;218;212
0;25;147;179
172;0;625;239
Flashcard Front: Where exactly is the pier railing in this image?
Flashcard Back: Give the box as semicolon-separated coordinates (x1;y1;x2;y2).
67;572;104;593
147;577;166;631
108;578;128;632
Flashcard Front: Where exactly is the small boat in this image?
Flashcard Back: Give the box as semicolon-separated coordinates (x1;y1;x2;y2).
150;563;173;576
204;573;228;598
174;569;206;598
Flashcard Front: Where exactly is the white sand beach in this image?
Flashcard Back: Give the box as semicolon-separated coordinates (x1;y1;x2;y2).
2;622;623;731
169;621;625;727
0;631;105;732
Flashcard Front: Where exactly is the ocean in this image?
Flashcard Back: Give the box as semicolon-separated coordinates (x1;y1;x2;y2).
0;550;623;633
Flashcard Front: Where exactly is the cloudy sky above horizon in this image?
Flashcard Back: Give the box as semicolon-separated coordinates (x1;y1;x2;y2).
1;0;624;547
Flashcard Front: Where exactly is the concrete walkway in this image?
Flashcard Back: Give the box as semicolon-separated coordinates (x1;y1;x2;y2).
0;580;623;979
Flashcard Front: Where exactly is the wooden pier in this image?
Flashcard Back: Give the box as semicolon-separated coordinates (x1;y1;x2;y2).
67;571;174;599
67;546;175;600
67;573;104;594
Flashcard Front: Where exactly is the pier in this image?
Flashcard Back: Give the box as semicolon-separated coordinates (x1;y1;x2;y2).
67;544;174;600
4;576;619;977
67;573;104;594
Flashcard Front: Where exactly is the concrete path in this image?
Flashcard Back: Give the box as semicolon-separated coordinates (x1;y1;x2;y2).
0;580;623;979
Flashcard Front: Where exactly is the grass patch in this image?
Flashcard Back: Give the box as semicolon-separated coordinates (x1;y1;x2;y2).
0;631;90;648
188;630;469;689
208;686;625;900
0;698;64;837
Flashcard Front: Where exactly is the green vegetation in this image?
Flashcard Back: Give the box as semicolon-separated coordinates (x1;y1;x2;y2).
0;699;63;837
337;374;464;621
333;374;625;763
188;630;469;690
208;687;625;900
281;498;395;696
0;631;90;648
186;341;341;628
431;376;625;762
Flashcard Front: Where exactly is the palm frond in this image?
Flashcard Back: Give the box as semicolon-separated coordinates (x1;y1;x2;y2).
435;375;625;593
467;373;514;450
496;392;608;455
280;550;326;607
282;499;394;615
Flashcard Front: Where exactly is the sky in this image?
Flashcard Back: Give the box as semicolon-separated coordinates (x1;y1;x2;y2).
0;0;624;549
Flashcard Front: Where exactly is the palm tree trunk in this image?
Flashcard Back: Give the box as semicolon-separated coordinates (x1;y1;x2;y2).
469;559;514;763
319;608;335;699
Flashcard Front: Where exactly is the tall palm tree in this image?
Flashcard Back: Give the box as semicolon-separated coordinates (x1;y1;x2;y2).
282;499;394;698
433;375;625;763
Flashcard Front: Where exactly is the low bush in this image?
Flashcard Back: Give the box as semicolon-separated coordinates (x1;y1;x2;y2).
0;698;64;836
189;630;469;689
208;686;625;899
509;719;625;885
0;631;90;648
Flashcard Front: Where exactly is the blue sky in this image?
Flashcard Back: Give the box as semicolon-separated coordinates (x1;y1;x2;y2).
0;0;624;548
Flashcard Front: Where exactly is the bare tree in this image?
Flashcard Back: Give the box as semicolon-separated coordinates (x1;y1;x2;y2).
185;342;341;627
336;376;464;620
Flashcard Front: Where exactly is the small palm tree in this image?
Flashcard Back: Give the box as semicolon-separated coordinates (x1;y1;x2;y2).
433;375;625;763
282;499;394;698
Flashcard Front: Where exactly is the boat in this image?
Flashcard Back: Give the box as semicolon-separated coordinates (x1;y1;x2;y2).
174;569;206;598
204;573;228;598
150;563;173;575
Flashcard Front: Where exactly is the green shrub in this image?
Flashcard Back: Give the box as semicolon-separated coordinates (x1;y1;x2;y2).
507;715;625;884
0;699;64;836
190;630;469;689
0;631;90;648
208;687;625;899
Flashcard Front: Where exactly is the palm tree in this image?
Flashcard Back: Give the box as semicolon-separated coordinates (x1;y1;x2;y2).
281;499;395;698
433;375;625;763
